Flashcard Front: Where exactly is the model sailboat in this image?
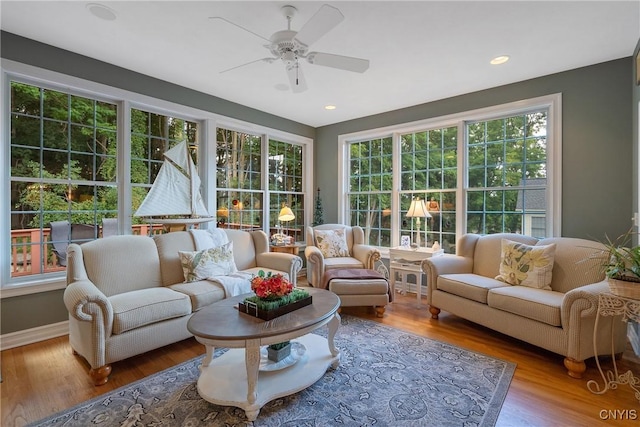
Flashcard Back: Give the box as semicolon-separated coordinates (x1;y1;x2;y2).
134;141;214;230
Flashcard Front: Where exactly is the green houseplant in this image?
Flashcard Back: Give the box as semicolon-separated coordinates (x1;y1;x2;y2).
600;229;640;299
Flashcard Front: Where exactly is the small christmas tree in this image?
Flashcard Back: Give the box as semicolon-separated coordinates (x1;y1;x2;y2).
313;187;324;226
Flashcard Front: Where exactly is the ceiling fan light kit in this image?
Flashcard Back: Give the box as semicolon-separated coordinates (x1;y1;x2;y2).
215;4;370;93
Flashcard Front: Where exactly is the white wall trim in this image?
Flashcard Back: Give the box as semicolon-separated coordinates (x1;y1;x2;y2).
0;321;68;351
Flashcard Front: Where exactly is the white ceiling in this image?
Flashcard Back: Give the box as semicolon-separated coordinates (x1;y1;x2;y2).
1;1;639;127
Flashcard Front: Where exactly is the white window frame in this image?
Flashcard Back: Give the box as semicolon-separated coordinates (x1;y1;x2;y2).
1;60;313;296
338;94;562;253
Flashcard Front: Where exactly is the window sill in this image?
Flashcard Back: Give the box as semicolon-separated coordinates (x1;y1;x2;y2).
1;276;67;298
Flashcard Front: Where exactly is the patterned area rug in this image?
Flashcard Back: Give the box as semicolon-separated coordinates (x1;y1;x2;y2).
29;316;515;426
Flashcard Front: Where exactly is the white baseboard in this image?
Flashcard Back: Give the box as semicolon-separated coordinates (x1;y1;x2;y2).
0;321;69;351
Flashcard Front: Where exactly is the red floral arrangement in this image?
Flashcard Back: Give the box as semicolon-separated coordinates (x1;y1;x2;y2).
250;271;293;299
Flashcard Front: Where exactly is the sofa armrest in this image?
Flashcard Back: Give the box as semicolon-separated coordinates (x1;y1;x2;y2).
560;280;609;328
422;255;473;301
255;252;303;286
561;280;628;362
305;245;325;286
63;279;114;337
352;244;381;269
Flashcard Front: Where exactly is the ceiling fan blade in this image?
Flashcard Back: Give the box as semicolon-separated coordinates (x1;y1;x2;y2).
307;52;370;73
220;57;275;74
208;17;271;43
286;63;307;93
294;4;344;47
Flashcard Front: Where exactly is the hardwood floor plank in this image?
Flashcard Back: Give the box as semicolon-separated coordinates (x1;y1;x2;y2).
2;289;639;427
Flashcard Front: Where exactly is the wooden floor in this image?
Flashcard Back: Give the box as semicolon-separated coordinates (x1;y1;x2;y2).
2;289;640;426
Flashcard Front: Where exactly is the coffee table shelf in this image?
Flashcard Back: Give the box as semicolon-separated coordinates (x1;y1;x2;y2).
187;288;341;421
197;334;335;418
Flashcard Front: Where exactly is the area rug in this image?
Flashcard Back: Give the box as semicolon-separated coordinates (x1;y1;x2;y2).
29;316;515;427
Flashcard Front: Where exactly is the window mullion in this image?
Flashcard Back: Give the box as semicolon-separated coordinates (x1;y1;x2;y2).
119;100;131;234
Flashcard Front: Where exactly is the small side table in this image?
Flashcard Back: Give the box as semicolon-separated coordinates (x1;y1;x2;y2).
389;246;444;304
587;292;640;404
270;243;304;256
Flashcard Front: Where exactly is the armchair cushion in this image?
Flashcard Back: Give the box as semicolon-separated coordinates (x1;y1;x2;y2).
496;239;556;290
109;287;191;335
178;241;237;282
314;228;350;258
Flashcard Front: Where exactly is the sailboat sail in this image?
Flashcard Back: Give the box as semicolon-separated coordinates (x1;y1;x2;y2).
134;141;210;219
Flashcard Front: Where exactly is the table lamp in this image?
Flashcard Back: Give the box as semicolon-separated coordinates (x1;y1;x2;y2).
278;205;295;238
406;197;431;247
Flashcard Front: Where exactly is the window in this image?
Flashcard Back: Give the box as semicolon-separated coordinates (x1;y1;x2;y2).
348;137;393;247
400;126;458;251
466;112;547;236
130;108;199;224
215;128;308;242
340;95;560;252
215;128;263;232
10;81;117;277
269;139;304;241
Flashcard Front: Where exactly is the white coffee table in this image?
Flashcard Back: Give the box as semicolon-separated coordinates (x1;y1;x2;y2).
186;288;341;421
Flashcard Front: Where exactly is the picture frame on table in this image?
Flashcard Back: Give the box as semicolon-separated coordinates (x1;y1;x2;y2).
401;235;411;247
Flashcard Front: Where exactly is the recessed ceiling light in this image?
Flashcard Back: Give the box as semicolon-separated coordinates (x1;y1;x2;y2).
490;55;510;65
324;105;337;110
86;3;117;21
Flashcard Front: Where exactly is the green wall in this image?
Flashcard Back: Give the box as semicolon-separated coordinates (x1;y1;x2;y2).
1;31;635;336
316;58;634;242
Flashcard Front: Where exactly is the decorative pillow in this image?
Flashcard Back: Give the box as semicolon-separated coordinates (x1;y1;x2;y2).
315;229;350;258
495;239;556;290
179;241;237;283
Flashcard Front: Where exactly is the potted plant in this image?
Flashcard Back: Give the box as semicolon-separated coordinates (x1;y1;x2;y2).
601;228;640;299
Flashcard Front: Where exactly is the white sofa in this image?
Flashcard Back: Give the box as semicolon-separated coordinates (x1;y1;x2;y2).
63;229;302;385
422;233;628;379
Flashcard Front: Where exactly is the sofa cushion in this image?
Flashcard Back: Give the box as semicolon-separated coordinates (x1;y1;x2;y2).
495;239;556;290
488;286;564;327
178;241;238;282
315;229;350;258
154;231;197;287
81;236;163;297
109;288;192;335
169;280;226;311
472;233;538;278
324;257;364;271
438;273;509;304
537;237;607;293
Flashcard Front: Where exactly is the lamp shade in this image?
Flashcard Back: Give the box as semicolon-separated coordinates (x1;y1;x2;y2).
406;198;431;218
278;206;295;222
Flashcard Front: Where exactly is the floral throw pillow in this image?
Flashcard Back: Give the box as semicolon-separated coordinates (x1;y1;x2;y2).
315;229;350;258
179;241;238;283
495;239;556;290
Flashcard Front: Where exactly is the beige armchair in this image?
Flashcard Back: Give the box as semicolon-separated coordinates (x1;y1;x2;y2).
305;224;381;286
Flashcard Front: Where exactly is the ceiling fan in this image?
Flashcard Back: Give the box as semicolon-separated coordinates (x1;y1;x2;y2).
211;4;370;93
